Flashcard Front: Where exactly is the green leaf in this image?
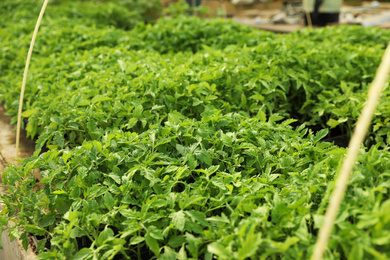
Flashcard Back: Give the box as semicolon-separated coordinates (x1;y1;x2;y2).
159;246;177;260
145;232;160;256
149;226;164;240
133;105;143;118
97;228;114;246
237;230;261;259
176;144;186;156
313;129;328;143
186;210;208;226
327;118;339;128
256;109;267;122
65;211;82;221
182;195;205;210
280;236;300;251
208;242;231;259
117;59;126;72
188;154;198;171
195;150;212;166
168;235;185;248
119;209;138;218
24;225;46;236
185;233;201;258
206;165;219;175
21;109;36;118
269;114;284;123
177;244;187;260
130;236;145;245
103;192;115;209
313;214;325;229
127;118;138;129
171;210;186;231
249;94;264;101
221;133;233;147
54;132;65;149
87;120;100;140
363;246;388;260
91;95;112;105
120;224;143;239
38;215;55;228
372;231;390;245
73;248;93;260
357;215;379;229
70;227;86;238
50;116;62;125
348;244;363;260
240;93;247;108
55;197;71;215
108;173;121;184
206;214;230;224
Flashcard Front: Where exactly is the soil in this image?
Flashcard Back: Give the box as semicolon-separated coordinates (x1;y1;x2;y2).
0;104;37;260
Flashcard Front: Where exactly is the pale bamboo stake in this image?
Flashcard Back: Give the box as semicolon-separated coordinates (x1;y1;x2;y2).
302;0;312;28
311;42;390;260
16;0;50;158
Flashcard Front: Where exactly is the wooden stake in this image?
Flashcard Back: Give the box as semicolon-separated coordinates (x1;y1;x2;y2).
311;42;390;260
16;0;49;158
303;0;312;28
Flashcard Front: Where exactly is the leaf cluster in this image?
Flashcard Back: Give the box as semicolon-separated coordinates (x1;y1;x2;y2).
1;1;390;259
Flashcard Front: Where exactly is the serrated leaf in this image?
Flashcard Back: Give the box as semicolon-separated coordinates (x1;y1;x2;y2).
148;226;164;240
103;192;114;209
108;173;121;185
195;150;212;166
207;165;219;175
133;105;143;118
182;195;205;210
24;225;46;236
54;132;65;149
171;210;186;231
50;116;62;124
313;129;328;143
186;210;208;226
256;109;267;122
168;235;185;248
269;114;284;123
221;133;232;147
237;231;262;259
39;215;55;228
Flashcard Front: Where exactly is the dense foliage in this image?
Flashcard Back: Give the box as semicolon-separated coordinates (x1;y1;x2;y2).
0;0;161;30
2;14;390;147
1;1;390;259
